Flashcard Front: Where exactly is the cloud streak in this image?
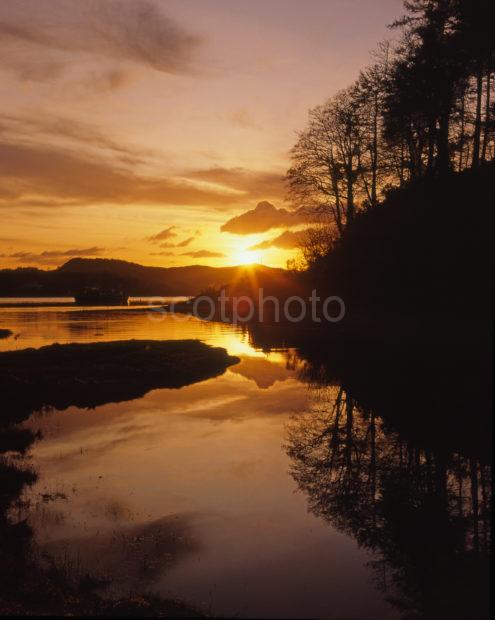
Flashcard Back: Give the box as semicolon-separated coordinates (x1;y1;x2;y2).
148;227;177;243
181;249;225;258
176;236;195;248
0;138;290;215
0;246;105;265
249;229;307;250
0;114;156;168
189;168;286;203
0;141;277;210
0;0;201;82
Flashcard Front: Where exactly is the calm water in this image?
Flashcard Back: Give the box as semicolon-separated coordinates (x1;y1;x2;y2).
1;302;490;618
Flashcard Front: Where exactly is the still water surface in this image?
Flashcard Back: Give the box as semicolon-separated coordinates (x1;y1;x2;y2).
1;302;489;618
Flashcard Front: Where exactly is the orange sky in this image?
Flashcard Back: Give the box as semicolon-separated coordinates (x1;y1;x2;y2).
0;0;402;270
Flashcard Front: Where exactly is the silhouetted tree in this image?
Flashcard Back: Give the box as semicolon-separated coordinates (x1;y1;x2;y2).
288;88;366;238
298;213;334;269
384;0;463;176
288;60;394;246
354;43;392;206
452;0;495;166
289;0;494;236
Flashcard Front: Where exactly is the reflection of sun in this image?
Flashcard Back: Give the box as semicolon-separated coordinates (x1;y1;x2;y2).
233;249;261;265
221;334;264;357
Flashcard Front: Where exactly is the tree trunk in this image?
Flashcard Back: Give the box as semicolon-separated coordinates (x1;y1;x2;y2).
345;395;353;470
406;127;418;179
470;458;479;552
458;91;466;172
329;157;344;236
346;168;355;226
426;117;436;174
437;109;451;175
472;65;484;168
481;71;491;162
371;93;379;207
399;137;406;184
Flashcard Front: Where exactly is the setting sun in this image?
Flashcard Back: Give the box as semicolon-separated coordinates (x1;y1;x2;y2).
233;249;262;266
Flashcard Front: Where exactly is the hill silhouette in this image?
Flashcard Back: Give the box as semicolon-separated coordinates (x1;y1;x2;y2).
0;258;284;297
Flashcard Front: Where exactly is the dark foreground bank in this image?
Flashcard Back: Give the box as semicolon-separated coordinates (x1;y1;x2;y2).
0;339;239;423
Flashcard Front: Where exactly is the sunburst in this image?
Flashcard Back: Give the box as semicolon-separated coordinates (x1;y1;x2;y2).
233;249;261;266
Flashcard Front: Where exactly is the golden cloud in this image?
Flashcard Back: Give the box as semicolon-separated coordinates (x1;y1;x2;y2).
221;201;307;235
249;229;307;250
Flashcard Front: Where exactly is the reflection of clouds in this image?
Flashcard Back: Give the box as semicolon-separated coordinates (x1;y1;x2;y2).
229;355;295;389
38;512;201;593
26;365;308;451
103;497;134;522
175;374;308;421
18;351;390;619
230;458;264;480
24;369;309;517
22;352;310;603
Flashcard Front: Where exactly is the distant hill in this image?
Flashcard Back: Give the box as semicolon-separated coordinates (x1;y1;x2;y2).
0;257;286;297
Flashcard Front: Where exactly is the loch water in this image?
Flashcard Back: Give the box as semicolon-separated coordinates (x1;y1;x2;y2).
0;302;490;619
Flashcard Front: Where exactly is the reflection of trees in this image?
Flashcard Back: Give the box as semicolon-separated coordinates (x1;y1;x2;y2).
286;385;490;619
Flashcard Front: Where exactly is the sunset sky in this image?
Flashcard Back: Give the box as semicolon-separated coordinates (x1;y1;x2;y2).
0;0;402;269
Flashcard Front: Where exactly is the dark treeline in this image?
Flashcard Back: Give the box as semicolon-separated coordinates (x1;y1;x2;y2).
281;6;493;611
284;0;495;345
289;0;495;247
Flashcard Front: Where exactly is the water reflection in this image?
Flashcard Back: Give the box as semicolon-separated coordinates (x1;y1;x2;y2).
19;369;387;618
0;305;490;618
229;352;301;388
285;381;490;619
0;304;251;354
1;340;239;424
